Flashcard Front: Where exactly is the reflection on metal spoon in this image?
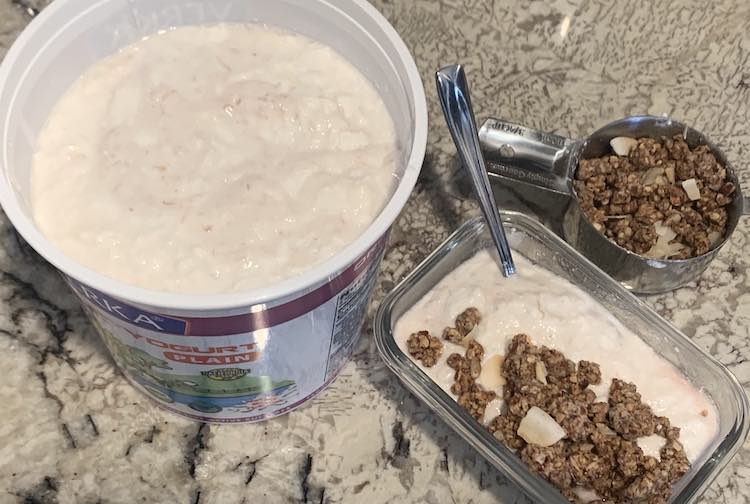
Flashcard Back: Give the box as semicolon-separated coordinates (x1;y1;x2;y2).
436;63;516;277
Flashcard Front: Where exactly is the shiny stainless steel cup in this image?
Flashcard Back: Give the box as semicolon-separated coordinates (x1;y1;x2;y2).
479;115;749;294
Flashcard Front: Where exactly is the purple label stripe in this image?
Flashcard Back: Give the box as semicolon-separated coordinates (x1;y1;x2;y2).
183;237;386;336
70;235;387;337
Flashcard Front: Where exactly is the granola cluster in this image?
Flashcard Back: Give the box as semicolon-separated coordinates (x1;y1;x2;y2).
490;334;689;503
446;340;497;421
406;307;482;367
574;135;734;259
408;308;691;503
442;307;482;345
405;330;443;367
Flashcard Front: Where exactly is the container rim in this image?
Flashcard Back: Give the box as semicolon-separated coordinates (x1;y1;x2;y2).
0;0;428;312
374;211;750;503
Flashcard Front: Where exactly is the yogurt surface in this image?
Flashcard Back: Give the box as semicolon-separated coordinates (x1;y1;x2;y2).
395;250;719;463
31;24;399;294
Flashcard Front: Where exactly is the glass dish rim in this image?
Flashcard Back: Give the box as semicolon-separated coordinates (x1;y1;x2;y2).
374;210;749;503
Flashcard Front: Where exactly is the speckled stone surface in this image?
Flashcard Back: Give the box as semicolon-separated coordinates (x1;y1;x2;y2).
1;0;749;503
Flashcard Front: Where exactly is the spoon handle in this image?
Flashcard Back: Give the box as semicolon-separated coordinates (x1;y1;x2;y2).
436;64;516;277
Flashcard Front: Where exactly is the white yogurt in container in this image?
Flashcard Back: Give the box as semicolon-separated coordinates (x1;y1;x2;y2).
32;23;400;295
0;0;427;422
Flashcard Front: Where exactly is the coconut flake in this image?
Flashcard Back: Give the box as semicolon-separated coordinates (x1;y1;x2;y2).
641;167;664;186
596;423;617;436
610;136;638;156
708;230;723;247
653;220;677;241
665;165;676;184
645;241;685;259
637;434;666;460
483;398;505;426
517;406;566;447
460;326;478;348
682;178;701;201
646;221;687;259
645;237;686;259
535;361;548;384
574;488;602;503
477;354;505;391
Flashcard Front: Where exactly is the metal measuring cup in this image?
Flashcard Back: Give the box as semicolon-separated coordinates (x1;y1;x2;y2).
478;115;749;294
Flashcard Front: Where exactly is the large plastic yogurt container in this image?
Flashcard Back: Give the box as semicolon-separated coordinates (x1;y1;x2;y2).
0;0;427;423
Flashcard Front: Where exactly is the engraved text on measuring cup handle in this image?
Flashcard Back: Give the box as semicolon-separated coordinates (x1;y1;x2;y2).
479;118;572;195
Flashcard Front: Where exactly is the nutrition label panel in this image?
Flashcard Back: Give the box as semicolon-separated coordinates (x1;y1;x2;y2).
325;250;383;381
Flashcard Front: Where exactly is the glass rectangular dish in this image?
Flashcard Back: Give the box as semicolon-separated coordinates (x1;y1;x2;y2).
374;212;749;503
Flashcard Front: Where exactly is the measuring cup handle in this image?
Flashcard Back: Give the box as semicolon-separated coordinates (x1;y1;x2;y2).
479;117;574;195
743;196;750;215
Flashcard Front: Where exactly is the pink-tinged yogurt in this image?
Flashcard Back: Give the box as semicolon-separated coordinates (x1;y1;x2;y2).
395;250;719;462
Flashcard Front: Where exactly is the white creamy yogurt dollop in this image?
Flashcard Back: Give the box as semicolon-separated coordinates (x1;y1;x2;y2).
395;250;719;463
31;24;399;294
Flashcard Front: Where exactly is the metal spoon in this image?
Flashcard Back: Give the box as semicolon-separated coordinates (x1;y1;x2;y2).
436;64;516;277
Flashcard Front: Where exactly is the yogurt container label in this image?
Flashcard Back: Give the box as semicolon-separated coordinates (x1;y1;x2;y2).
69;237;387;423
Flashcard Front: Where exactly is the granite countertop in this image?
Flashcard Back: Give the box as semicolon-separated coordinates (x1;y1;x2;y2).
2;0;750;503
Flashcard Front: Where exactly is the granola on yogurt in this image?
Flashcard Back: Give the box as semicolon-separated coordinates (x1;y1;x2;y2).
415;308;691;504
406;330;443;367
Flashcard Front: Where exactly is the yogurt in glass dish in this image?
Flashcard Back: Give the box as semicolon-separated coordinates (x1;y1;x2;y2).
375;213;749;503
0;0;427;422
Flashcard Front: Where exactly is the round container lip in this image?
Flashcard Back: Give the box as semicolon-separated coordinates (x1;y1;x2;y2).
0;0;428;313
